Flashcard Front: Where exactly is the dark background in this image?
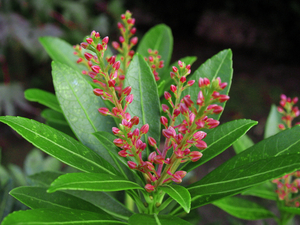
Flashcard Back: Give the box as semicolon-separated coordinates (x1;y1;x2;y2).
1;0;300;224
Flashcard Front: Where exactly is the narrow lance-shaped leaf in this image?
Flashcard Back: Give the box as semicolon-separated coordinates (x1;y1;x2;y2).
24;88;62;113
137;24;173;75
280;207;300;215
232;133;254;154
264;104;282;139
241;181;277;200
124;53;161;145
0;116;117;175
10;186;107;214
52;61;116;165
129;213;192;225
1;208;127;225
48;173;143;193
160;185;191;213
212;196;276;220
182;119;257;173
188;153;300;196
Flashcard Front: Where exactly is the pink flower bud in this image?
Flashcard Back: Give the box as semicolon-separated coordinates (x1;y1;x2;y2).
76;58;83;64
160;116;168;127
119;36;125;43
130;27;136;34
174;150;184;159
80;42;88;49
93;88;103;96
127;18;135;24
175;171;187;178
180;76;186;83
148;137;157;147
123;86;132;96
128;50;134;57
293;97;298;104
218;95;230;103
113;138;123;147
278;124;285;130
173;109;180;117
145;184;155;192
84;52;93;60
86;38;93;44
112;41;120;50
187;80;195;86
96;43;103;52
128;161;137;169
170;72;176;79
130;37;138;45
164;91;172;100
183;95;193;107
162;104;169;112
193;131;207;141
141;124;149;134
189;151;203;162
125;94;134;103
91;65;101;73
120;14;126;20
148;152;157;162
133;128;139;137
178;60;184;68
112;127;120;135
171;174;182;183
170;85;177;93
102;36;109;44
154;155;164;164
113;61;121;70
130;116;139;125
195;140;207;150
108;80;116;87
98;107;110;116
207;119;220;128
172;66;178;73
179;103;189;115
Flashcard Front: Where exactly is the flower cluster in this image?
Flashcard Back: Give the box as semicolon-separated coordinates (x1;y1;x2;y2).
272;94;300;207
73;11;230;193
144;49;164;81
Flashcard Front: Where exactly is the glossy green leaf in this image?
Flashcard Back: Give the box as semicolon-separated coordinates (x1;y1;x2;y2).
177;49;233;125
0;116;117;175
28;171;64;187
41;109;68;126
52;61;116;165
158;56;197;96
48;173;143;193
182;119;257;173
201;125;300;176
10;186;106;214
0;179;15;221
129;213;192;225
280;207;300;215
232;133;254;154
124;53;160;145
39;36;85;72
24;88;62;113
188;153;300;197
241;181;277;200
212;196;276;220
1;208;127;225
160;185;191;213
137;24;173;75
264;104;282;139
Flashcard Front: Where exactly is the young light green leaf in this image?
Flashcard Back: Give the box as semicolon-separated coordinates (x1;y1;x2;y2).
232;133;254;154
137;24;173;75
182;119;257;173
24;88;62;113
129;213;192;225
66;190;133;221
160;185;191;213
158;56;197;96
188;153;300;197
241;181;277;200
124;53;161;145
52;61;116;165
39;36;85;72
0;116;117;175
10;186;106;214
264;104;282;139
1;208;127;225
212;196;276;220
48;173;143;193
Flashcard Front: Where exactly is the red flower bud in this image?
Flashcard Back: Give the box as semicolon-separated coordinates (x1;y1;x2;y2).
84;52;93;60
148;137;157;147
180;76;186;83
148;152;157;162
193;131;207;141
112;127;120;135
187;80;195;86
133;128;139;137
128;161;137;169
91;65;101;73
145;184;155;192
112;41;120;50
123;86;132;96
86;38;93;44
164;91;172;100
218;95;230;103
130;37;138;46
93;88;103;96
172;66;178;73
170;85;177;93
160;116;168;127
162;104;169;112
108;79;116;87
119;36;125;43
80;42;88;49
130;27;136;34
102;36;109;45
189;151;203;162
98;107;110;116
195;140;207;150
113;138;124;147
125;94;134;103
130;116;139;125
118;150;128;157
141;124;149;134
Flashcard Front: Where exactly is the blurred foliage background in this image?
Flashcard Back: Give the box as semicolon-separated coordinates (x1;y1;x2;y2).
1;0;300;224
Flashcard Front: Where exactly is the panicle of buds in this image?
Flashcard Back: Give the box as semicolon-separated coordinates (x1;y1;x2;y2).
144;49;164;81
277;94;300;129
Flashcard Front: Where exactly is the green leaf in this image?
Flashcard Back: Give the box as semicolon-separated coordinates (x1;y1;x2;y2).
177;49;233;125
10;186;107;214
182;119;257;173
66;190;133;221
232;133;254;154
241;181;277;200
137;24;173;75
39;36;85;72
41;109;68;126
124;53;161;145
28;171;64;187
160;185;191;213
24;88;62;113
264;104;282;139
212;196;276;220
188;153;300;197
48;173;143;193
129;213;192;225
201;125;300;176
1;208;127;225
158;56;197;96
0;116;117;175
0;179;15;221
52;61;116;165
280;207;300;215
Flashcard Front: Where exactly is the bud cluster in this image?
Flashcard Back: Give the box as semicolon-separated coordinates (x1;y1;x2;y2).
112;10;138;73
277;94;300;129
272;94;300;207
144;49;164;81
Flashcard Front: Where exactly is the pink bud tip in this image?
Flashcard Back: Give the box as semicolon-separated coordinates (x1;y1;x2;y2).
113;61;121;70
148;137;157;146
193;131;207;140
112;127;120;135
189;151;203;162
86;38;93;44
141;124;149;134
160;116;168;127
93;88;103;96
278;124;285;130
187;80;195;86
108;80;116;87
130;37;138;45
178;60;184;68
130;27;137;34
145;184;155;192
195;140;207;150
172;66;178;73
180;76;186;83
128;161;137;169
97;43;103;52
91;65;101;73
164;91;172;100
170;85;177;93
125;94;134;103
84;52;93;60
112;41;120;50
102;36;109;44
130;116;139;125
162;104;169;112
76;58;83;64
119;36;125;43
98;107;110;116
80;42;88;49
